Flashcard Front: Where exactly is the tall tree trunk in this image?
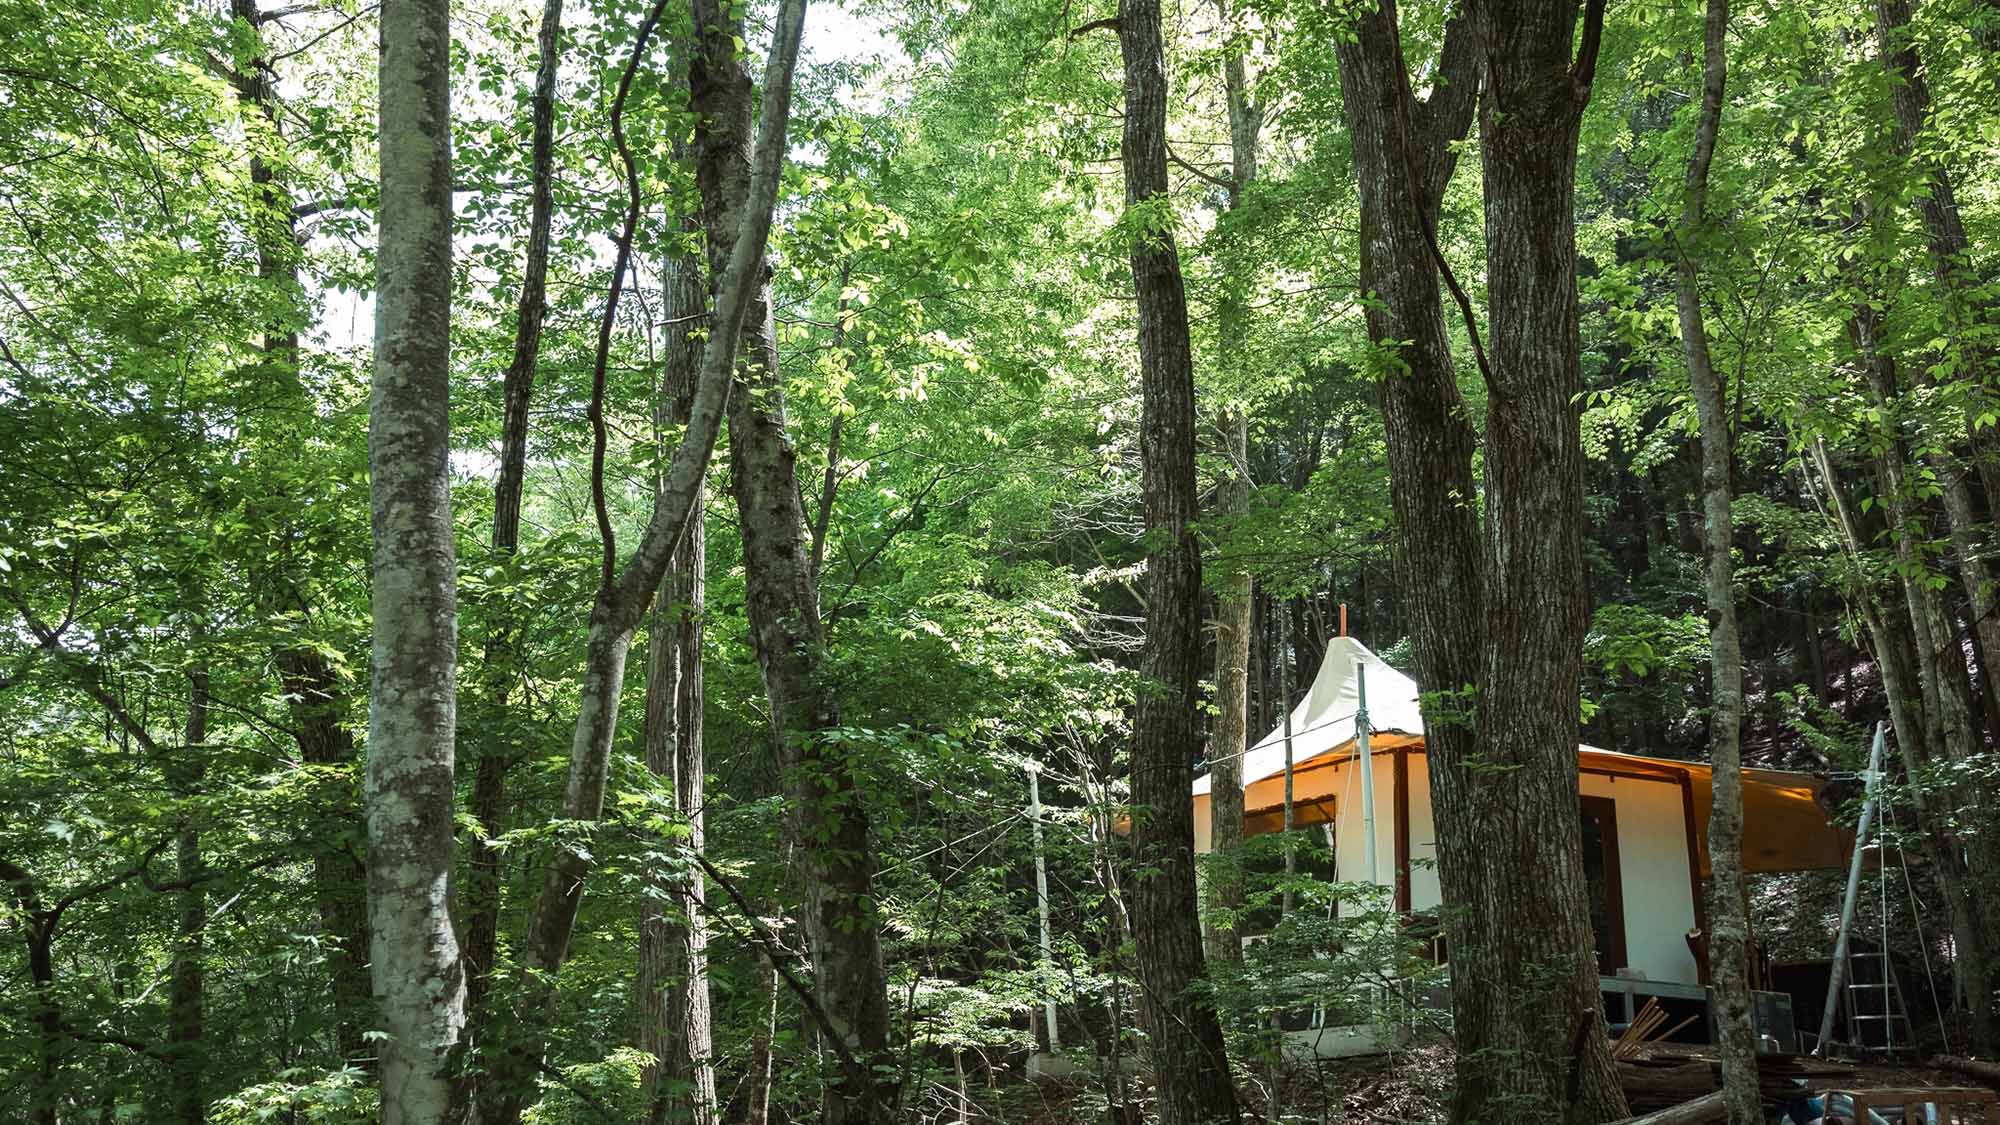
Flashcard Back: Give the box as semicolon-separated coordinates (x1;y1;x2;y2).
1850;303;2000;1049
638;220;718;1125
276;648;374;1064
227;0;375;1060
1673;3;1757;1116
1202;0;1260;969
1206;407;1250;968
460;0;564;1080
741;964;779;1125
1810;439;1992;1036
490;3;809;1120
1116;0;1240;1118
1457;1;1628;1118
168;665;210;1125
687;2;891;1118
1872;0;2000;511
367;0;467;1117
1338;3;1617;1120
1331;0;1483;950
1;862;60;1125
1858;0;2000;717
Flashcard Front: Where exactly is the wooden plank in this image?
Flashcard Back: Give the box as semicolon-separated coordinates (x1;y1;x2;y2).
1608;1091;1727;1125
1933;1054;2000;1087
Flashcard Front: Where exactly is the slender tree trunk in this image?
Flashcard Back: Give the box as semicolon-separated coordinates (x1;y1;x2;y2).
1116;0;1239;1118
1202;0;1260;969
1850;302;2000;1048
276;648;374;1065
638;222;718;1125
1;863;59;1125
367;0;467;1118
687;3;891;1117
227;0;375;1061
1858;0;2000;714
1457;1;1628;1118
1814;439;1995;1043
484;9;807;1120
168;666;210;1125
1673;4;1757;1116
742;964;779;1125
1872;0;2000;511
1206;408;1250;967
1331;0;1484;963
460;0;564;1083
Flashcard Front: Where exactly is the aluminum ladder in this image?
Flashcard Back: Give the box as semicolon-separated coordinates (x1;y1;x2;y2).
1843;945;1915;1054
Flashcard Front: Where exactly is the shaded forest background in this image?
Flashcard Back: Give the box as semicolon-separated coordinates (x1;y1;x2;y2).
3;0;1998;1119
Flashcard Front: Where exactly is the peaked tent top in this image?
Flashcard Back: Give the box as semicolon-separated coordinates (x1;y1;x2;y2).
1193;637;1422;797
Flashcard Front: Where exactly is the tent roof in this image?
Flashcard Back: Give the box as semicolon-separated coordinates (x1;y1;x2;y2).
1193;637;1422;798
1194;637;1851;874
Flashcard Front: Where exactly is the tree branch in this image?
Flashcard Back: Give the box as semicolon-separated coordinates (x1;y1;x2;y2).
1571;0;1609;96
4;587;169;758
692;853;879;1103
1168;147;1233;190
585;0;676;593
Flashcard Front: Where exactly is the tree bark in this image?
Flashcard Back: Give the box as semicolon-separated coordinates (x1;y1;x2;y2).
1859;0;2000;719
1809;438;1992;1035
1672;3;1758;1117
514;0;802;979
1612;1092;1729;1125
741;964;779;1125
227;0;375;1061
1461;0;1628;1117
1116;0;1240;1118
1848;301;2000;1049
168;666;210;1125
273;645;375;1065
1206;407;1249;967
1331;0;1484;970
638;209;717;1125
368;0;467;1118
460;0;564;1074
489;2;810;1120
1202;0;1260;969
1;860;60;1125
687;2;892;1118
1337;2;1622;1119
1872;0;2000;511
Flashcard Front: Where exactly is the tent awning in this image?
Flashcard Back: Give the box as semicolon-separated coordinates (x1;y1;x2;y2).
1198;739;1850;875
1190;638;1853;875
1580;747;1851;875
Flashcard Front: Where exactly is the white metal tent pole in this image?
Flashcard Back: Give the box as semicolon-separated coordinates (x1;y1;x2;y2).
1357;664;1377;886
1815;721;1887;1055
1280;610;1297;917
1026;762;1060;1050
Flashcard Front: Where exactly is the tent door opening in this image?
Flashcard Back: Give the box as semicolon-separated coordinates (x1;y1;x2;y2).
1580;795;1629;975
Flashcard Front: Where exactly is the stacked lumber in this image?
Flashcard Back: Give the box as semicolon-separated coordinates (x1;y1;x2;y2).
1615;1050;1858;1114
1613;999;1701;1061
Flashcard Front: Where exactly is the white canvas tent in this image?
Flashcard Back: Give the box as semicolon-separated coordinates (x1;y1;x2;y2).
1193;637;1851;987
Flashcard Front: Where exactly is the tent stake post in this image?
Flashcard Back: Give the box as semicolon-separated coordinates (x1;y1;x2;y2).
1280;610;1296;916
1027;762;1060;1050
1815;721;1887;1056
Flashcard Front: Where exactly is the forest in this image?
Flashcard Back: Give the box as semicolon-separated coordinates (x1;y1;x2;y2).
3;0;1999;1120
